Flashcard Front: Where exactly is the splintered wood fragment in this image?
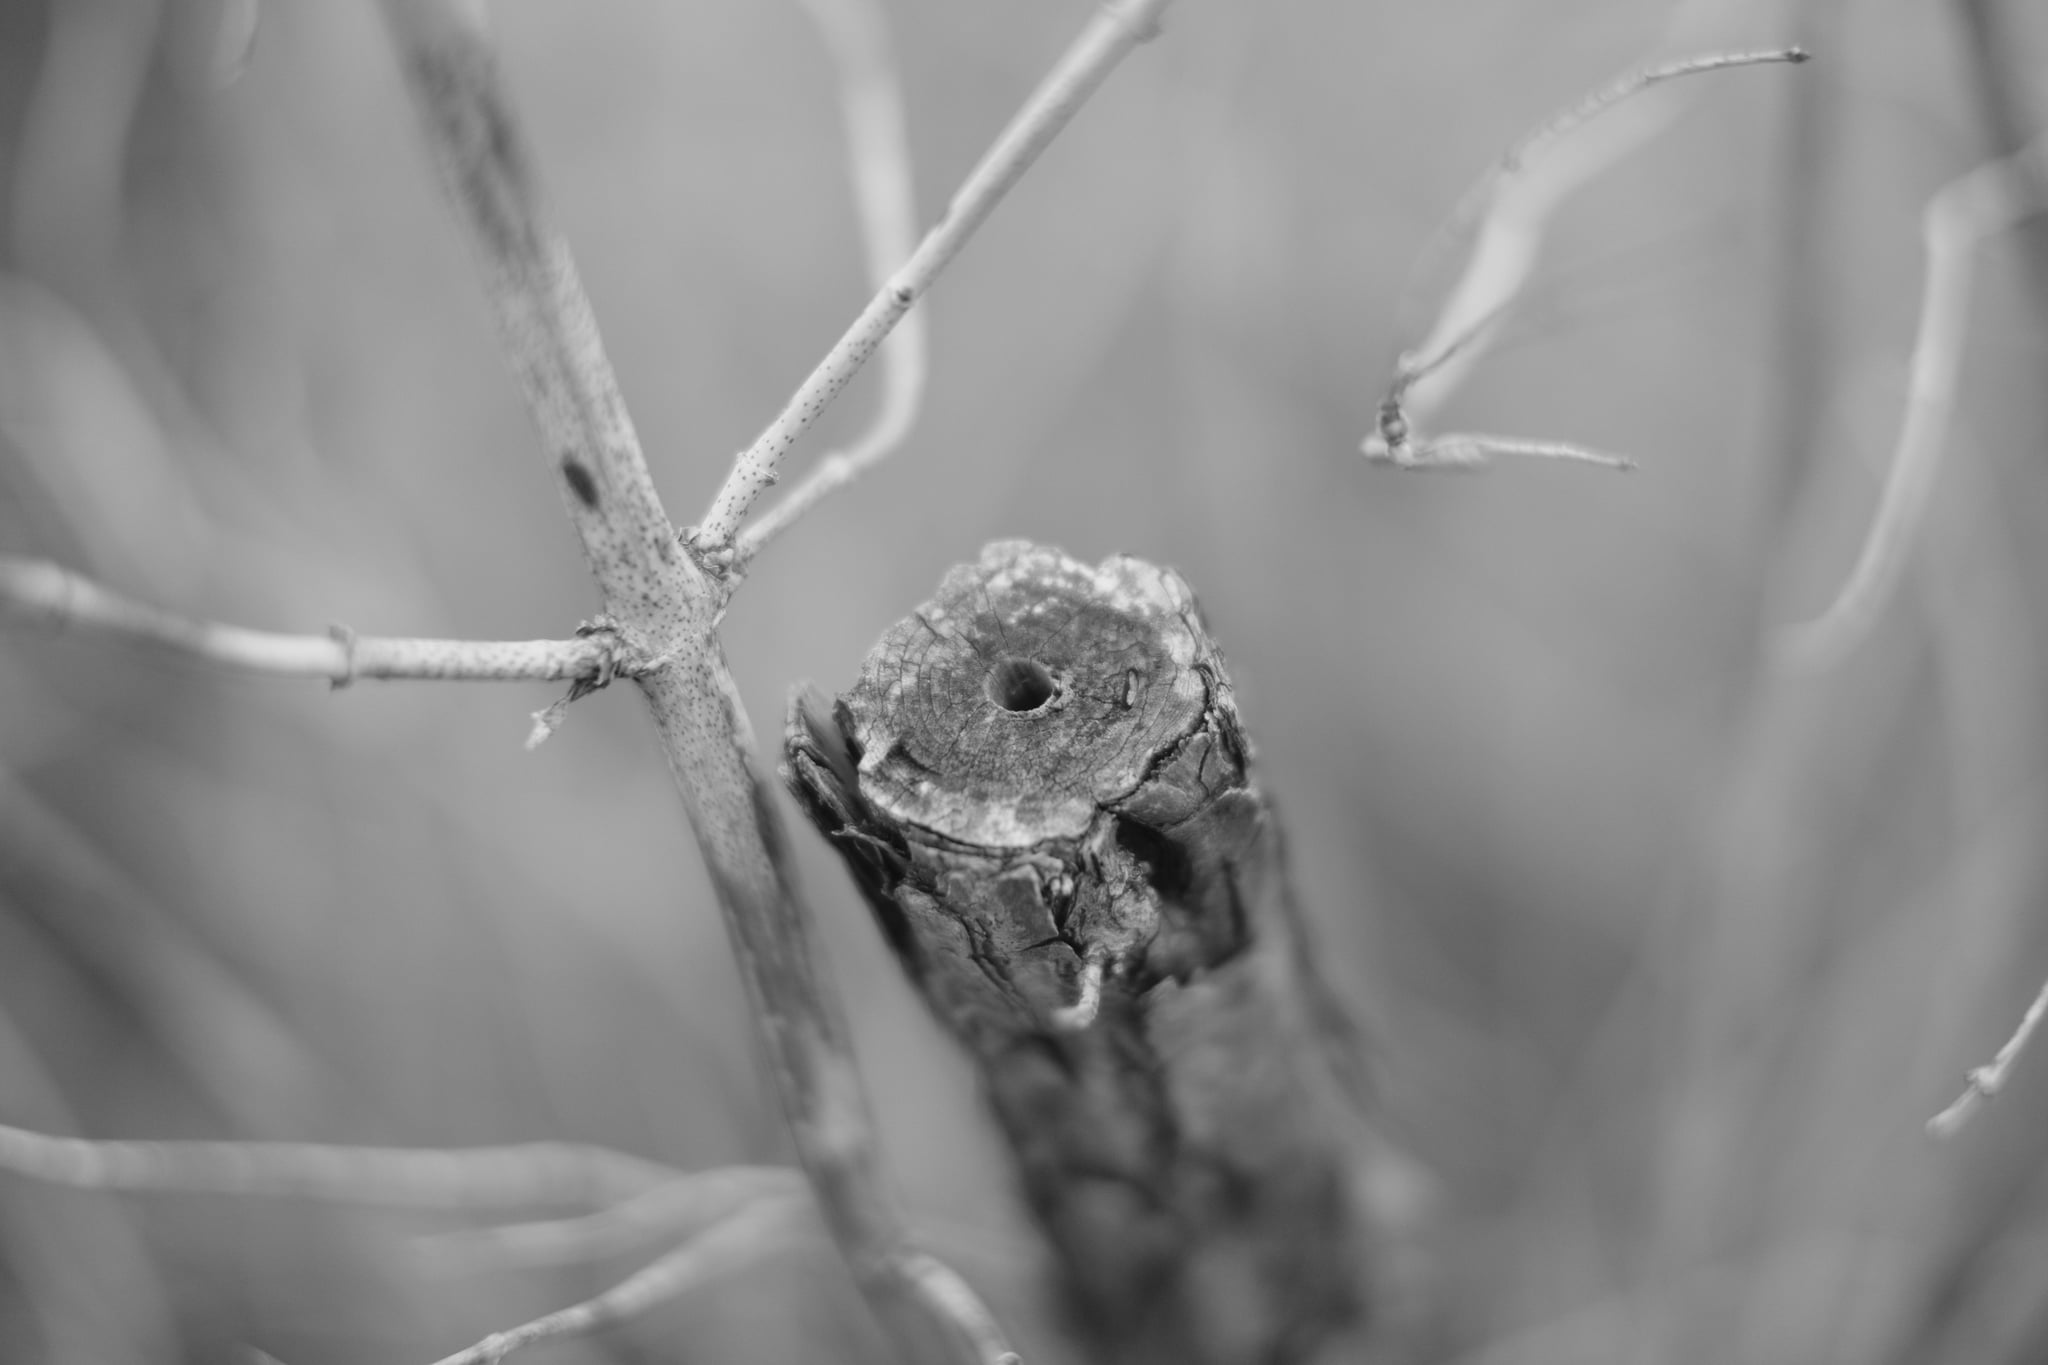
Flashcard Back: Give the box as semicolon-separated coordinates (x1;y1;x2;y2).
785;541;1378;1364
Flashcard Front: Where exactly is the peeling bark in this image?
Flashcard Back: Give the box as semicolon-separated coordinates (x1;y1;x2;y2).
786;541;1380;1364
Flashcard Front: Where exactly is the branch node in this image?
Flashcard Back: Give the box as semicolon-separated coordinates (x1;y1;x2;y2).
326;621;360;690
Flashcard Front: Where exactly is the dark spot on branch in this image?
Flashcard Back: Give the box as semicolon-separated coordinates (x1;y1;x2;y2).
562;456;600;509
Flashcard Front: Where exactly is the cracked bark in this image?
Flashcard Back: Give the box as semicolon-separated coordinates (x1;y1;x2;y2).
786;541;1380;1364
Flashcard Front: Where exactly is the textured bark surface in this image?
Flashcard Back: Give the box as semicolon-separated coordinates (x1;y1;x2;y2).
786;540;1376;1364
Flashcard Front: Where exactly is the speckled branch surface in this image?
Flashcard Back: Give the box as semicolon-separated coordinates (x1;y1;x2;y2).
0;556;631;685
377;4;1006;1361
696;0;1175;556
786;542;1378;1365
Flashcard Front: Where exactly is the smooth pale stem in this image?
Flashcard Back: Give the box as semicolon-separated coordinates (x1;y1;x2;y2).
694;0;1176;551
1929;971;2048;1137
424;1194;816;1365
0;1122;678;1209
0;557;629;685
1394;46;1809;430
416;1167;803;1271
1776;139;2045;673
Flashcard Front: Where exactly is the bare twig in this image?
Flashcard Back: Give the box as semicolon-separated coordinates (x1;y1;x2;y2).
1363;46;1807;471
423;1192;816;1365
1929;971;2048;1136
1952;0;2048;312
0;556;637;685
416;1166;802;1271
0;1122;678;1209
1776;138;2047;672
733;0;927;569
693;0;1175;554
378;6;1014;1360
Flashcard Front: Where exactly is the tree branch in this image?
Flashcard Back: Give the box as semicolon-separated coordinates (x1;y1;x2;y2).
732;0;927;569
420;1192;815;1365
1775;137;2048;672
1363;47;1805;473
693;0;1175;556
0;556;635;685
377;6;1013;1360
416;1166;802;1271
1929;971;2048;1136
0;1121;677;1209
1952;0;2048;314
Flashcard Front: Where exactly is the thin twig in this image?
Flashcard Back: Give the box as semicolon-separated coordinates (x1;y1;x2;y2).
378;7;1014;1360
693;0;1175;554
0;556;635;685
1363;46;1806;472
415;1166;802;1271
733;0;927;569
1396;46;1809;428
424;1192;816;1365
1929;971;2048;1137
1776;138;2047;672
0;1122;679;1209
1952;0;2048;313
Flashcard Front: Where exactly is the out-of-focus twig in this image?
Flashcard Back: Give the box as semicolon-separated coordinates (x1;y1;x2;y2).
0;1121;680;1209
694;0;1175;554
1384;46;1809;435
0;772;332;1137
422;1192;815;1365
416;1166;802;1271
1776;138;2048;672
1363;47;1806;473
0;556;640;685
733;0;926;569
1929;971;2048;1136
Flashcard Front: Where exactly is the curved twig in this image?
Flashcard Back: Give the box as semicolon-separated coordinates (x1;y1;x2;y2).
1776;137;2047;672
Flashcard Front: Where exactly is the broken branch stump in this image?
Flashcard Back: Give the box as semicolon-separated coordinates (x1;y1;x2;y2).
785;541;1380;1363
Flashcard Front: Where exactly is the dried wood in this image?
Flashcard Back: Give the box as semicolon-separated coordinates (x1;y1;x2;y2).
787;541;1382;1364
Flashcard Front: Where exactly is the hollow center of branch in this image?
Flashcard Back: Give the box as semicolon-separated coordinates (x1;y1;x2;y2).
986;657;1056;713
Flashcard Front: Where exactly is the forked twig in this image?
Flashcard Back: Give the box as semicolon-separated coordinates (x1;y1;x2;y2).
693;0;1175;554
1776;136;2048;673
0;556;640;687
733;0;926;569
381;5;1020;1359
1929;971;2048;1137
1362;46;1807;473
420;1192;816;1365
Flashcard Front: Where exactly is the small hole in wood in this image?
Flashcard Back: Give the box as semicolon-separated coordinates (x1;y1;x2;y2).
987;658;1056;713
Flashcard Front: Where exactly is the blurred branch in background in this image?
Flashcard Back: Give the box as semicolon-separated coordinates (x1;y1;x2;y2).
1952;0;2048;314
1361;47;1806;472
1930;974;2048;1136
1754;0;1845;539
694;0;1174;556
1776;136;2048;673
419;1191;815;1365
3;0;1183;1356
0;1120;680;1209
417;1166;803;1271
733;0;926;570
